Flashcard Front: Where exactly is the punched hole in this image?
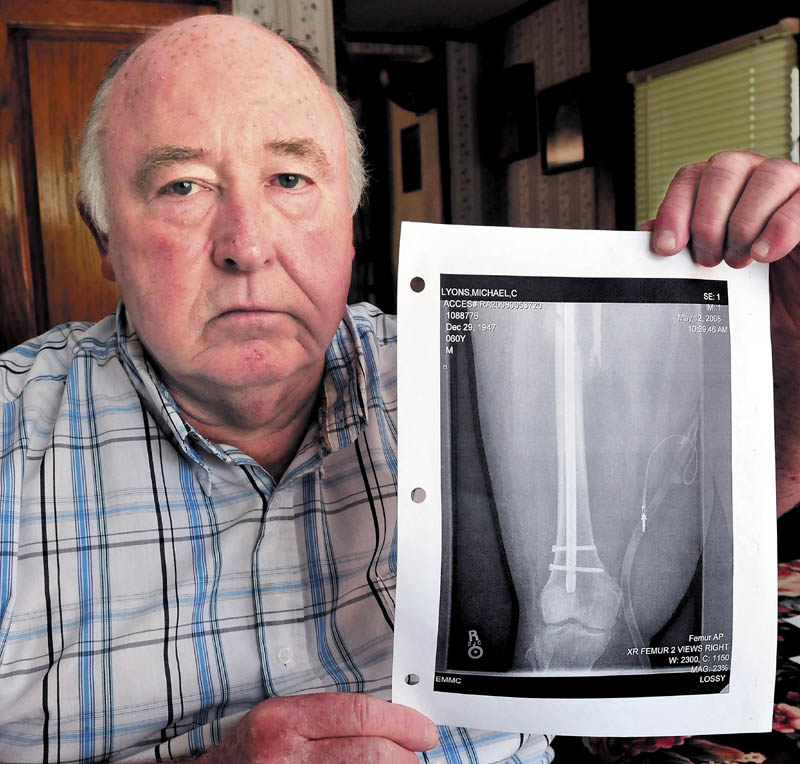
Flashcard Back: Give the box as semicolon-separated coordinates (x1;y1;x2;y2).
405;673;420;685
411;487;427;503
410;276;425;292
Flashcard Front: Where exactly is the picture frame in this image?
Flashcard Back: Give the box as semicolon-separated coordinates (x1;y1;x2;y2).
480;62;538;164
538;74;593;175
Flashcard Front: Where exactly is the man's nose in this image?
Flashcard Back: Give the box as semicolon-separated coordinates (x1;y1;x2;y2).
212;194;273;273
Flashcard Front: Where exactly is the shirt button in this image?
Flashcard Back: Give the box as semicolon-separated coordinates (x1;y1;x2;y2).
277;647;293;665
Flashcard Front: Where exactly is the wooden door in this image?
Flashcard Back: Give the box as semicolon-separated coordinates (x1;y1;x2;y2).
0;0;228;352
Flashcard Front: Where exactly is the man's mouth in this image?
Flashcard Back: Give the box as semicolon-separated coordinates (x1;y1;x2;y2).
218;306;273;318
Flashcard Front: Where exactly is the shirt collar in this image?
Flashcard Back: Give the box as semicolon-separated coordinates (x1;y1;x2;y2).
115;303;369;466
114;304;212;470
319;306;369;454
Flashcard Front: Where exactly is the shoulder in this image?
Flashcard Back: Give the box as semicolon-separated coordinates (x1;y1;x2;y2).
0;317;119;405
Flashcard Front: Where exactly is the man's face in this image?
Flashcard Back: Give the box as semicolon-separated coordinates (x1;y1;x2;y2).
100;19;354;413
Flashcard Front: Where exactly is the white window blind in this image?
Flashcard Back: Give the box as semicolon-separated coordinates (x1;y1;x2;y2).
631;21;798;225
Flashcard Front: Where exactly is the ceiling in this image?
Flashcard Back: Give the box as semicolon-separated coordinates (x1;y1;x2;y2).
341;0;535;34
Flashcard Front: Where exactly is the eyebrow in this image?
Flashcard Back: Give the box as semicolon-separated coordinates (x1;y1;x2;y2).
134;145;205;191
267;138;332;177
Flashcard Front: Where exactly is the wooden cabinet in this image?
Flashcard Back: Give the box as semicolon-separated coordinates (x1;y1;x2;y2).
0;0;228;352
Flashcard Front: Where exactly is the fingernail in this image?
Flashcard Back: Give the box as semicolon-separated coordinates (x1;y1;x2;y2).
654;230;676;252
424;722;440;749
692;245;716;265
751;239;770;260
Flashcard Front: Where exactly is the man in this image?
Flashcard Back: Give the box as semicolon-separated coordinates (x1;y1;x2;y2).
0;12;797;763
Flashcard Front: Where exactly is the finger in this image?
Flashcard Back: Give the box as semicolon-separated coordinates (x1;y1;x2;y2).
308;736;422;763
259;693;439;752
651;163;704;256
685;151;764;266
637;219;655;232
722;159;800;265
752;193;800;263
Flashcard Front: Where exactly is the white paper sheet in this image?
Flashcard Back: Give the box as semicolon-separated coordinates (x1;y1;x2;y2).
393;222;776;737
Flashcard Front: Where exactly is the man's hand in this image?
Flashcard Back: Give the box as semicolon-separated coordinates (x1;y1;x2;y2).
645;150;800;516
199;692;439;763
644;150;800;338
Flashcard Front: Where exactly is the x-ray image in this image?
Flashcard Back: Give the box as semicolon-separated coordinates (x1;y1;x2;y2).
393;223;774;735
436;275;733;698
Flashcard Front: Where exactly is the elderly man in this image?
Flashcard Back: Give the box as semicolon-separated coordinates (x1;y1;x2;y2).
0;12;797;764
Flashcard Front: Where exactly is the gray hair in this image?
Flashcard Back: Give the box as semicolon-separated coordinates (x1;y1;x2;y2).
78;27;366;234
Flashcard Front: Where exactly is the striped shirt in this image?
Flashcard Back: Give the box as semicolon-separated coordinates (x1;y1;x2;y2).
0;303;553;763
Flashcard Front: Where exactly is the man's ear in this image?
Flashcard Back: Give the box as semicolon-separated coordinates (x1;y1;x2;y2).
76;192;115;281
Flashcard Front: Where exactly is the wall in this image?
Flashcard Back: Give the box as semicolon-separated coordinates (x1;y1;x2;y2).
233;0;336;82
502;0;594;229
389;102;444;277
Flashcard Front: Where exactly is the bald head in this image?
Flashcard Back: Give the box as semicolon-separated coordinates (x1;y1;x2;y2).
79;15;365;234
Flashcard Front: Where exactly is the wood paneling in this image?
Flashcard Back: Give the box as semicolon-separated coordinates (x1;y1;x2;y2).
28;36;124;325
0;0;225;352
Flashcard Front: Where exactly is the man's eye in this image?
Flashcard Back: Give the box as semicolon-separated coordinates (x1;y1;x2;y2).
275;174;306;189
164;180;195;196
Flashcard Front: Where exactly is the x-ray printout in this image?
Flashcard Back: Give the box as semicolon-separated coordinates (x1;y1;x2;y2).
393;222;775;737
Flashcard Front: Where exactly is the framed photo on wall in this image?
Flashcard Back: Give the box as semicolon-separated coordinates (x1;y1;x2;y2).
538;74;593;175
480;62;538;164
